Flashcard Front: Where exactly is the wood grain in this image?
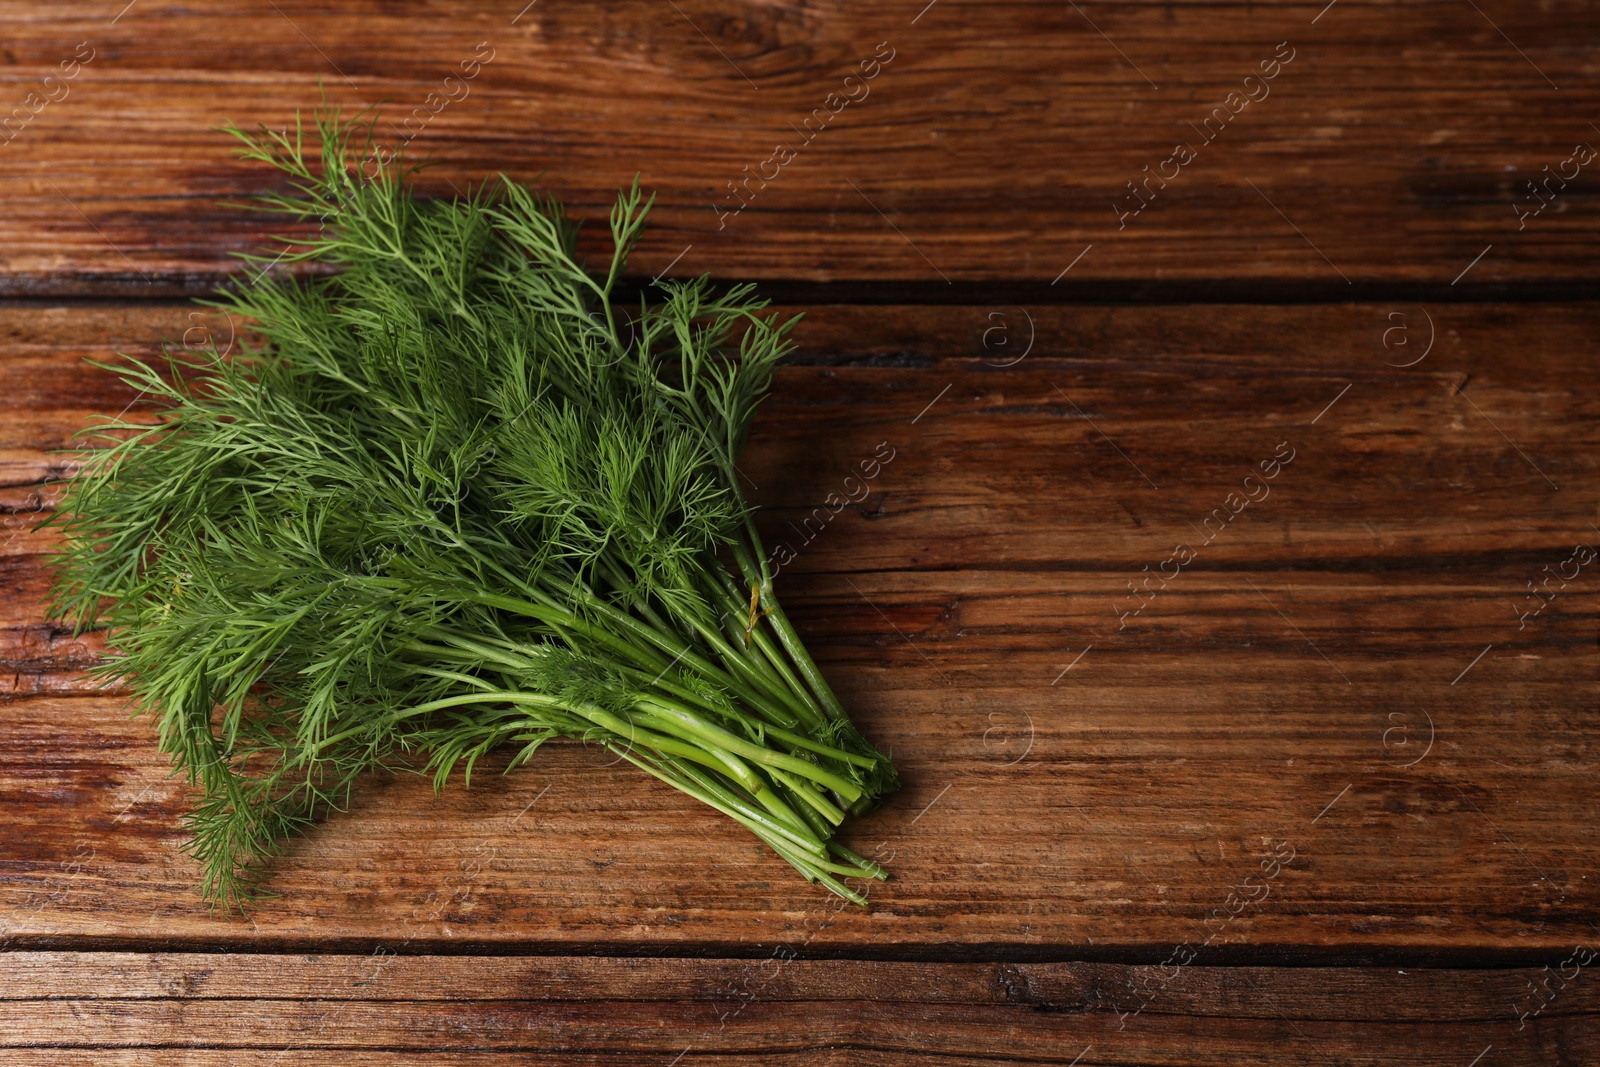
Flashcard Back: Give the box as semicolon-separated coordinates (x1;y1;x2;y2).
2;952;1596;1065
0;2;1595;292
4;3;1595;1055
1;303;1595;961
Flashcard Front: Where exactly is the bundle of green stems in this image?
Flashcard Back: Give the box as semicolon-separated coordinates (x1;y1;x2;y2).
48;108;898;908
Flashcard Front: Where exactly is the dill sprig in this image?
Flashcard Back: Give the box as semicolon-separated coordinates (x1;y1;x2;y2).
47;106;898;910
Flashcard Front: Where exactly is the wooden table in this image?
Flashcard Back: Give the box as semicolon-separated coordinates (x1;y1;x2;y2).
2;2;1597;1063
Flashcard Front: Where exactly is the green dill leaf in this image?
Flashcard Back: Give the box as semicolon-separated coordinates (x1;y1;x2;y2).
47;105;898;912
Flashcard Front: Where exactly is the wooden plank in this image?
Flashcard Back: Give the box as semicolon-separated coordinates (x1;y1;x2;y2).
0;2;1596;292
1;952;1596;1064
0;303;1595;957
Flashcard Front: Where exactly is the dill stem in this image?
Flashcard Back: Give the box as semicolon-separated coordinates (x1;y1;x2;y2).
728;535;851;725
462;634;751;732
624;751;831;860
470;587;807;731
702;561;821;721
673;602;820;729
779;779;839;839
461;547;828;737
827;841;886;878
767;766;847;826
304;690;567;755
595;557;694;647
633;697;863;802
569;705;812;840
757;723;879;770
412;632;876;783
303;684;828;852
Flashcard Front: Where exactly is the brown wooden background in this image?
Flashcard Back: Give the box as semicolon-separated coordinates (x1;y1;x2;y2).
2;1;1597;1063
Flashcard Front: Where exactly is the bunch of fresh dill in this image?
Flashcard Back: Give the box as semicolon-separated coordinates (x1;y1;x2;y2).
48;108;898;908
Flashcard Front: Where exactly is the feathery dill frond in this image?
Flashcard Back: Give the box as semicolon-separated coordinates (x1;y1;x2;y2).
48;105;897;911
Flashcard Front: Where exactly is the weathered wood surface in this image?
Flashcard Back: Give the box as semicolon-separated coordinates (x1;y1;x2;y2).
1;952;1596;1064
2;303;1595;962
0;2;1597;292
4;2;1597;1059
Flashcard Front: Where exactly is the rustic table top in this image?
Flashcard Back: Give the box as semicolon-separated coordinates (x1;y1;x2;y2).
2;2;1596;1064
